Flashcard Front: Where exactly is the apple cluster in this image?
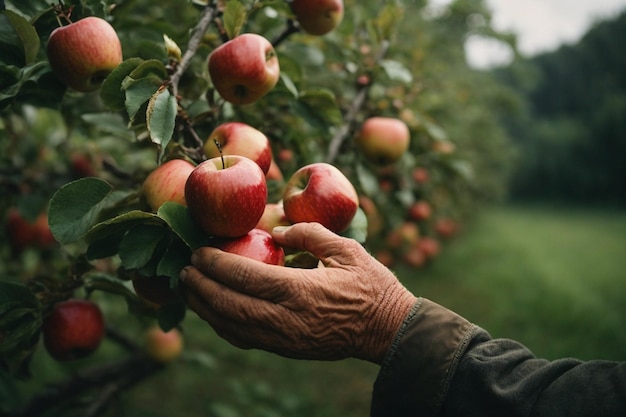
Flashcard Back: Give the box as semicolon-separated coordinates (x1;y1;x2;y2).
140;120;360;275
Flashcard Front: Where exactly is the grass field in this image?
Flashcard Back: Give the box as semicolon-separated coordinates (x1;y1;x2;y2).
16;204;626;417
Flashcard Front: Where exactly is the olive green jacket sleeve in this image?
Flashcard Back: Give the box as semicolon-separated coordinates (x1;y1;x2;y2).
371;297;626;417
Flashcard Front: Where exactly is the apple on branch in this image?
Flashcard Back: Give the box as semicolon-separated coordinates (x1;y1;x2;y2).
210;228;285;266
46;16;123;92
283;162;358;233
255;202;291;234
290;0;344;36
141;159;196;212
144;326;184;363
208;33;280;105
42;299;105;362
355;117;410;166
185;155;268;238
204;122;272;175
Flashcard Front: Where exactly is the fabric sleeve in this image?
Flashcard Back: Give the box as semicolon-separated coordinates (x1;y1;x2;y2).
371;297;479;417
370;297;626;417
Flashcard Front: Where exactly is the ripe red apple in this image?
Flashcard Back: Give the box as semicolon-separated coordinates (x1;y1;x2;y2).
412;167;429;184
290;0;344;36
5;208;57;252
417;236;441;259
408;200;432;221
386;222;420;249
436;218;460;239
210;228;285;266
133;275;180;308
203;122;272;174
46;17;123;92
144;326;184;363
403;245;427;268
42;299;105;361
185;155;267;238
141;159;195;212
255;203;291;234
355;117;410;166
208;33;280;105
283;162;358;233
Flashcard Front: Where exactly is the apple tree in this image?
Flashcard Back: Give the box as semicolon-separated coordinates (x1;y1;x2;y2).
1;0;515;414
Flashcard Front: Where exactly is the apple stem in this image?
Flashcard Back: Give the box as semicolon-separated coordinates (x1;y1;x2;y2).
214;139;225;169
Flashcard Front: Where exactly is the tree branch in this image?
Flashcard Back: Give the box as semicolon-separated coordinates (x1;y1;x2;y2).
11;354;164;417
169;1;219;97
326;40;390;164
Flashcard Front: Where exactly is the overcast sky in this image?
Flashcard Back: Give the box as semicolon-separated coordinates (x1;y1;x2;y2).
429;0;626;68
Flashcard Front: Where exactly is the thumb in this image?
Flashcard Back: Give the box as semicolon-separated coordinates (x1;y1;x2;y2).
272;222;349;261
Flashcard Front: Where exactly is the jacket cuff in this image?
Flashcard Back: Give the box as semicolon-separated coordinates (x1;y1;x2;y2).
371;298;478;417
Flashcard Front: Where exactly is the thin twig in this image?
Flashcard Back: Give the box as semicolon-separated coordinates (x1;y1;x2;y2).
169;2;219;97
326;40;390;164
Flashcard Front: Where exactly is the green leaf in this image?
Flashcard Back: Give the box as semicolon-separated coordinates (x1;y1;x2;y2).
84;273;136;299
380;59;413;84
1;10;39;65
84;210;161;244
146;87;177;158
223;0;247;39
157;301;186;332
156;238;192;280
157;202;209;250
124;77;161;122
341;207;368;244
279;72;298;98
295;89;342;129
127;59;168;81
86;232;124;260
48;178;114;244
81;112;134;140
118;224;168;270
100;57;144;110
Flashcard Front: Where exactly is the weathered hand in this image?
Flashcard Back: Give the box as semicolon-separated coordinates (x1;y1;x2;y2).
179;222;417;364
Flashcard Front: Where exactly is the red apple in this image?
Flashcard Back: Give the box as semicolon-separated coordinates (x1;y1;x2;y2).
386;221;420;249
436;218;460;239
290;0;344;36
42;299;105;361
403;245;427;268
412;167;429;184
255;203;291;234
408;200;432;221
185;155;267;238
141;159;195;212
417;236;441;259
144;326;184;363
46;17;123;92
208;33;280;105
5;208;57;252
283;162;358;233
203;122;272;174
355;117;410;166
210;228;285;266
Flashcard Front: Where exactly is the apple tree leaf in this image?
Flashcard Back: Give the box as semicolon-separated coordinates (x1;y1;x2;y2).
84;210;161;245
118;223;169;270
223;0;247;40
380;59;413;84
48;178;115;244
1;9;39;65
157;301;186;332
100;57;144;110
157;202;209;250
295;88;342;130
340;207;368;244
146;86;177;159
156;238;192;281
0;280;41;377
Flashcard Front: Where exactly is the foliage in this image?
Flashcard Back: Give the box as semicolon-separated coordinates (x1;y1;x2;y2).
497;10;626;204
0;0;515;414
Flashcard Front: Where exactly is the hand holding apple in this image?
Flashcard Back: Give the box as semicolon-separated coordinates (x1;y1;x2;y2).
210;228;285;266
208;33;280;105
185;155;268;238
46;16;123;92
283;162;358;233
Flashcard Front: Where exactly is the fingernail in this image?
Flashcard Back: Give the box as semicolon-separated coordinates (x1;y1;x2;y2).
190;251;199;265
179;266;189;282
272;225;290;234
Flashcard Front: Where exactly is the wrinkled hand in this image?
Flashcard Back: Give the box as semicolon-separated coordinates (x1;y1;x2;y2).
179;222;417;364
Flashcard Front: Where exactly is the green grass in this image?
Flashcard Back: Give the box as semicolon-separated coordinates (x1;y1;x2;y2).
14;204;626;416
